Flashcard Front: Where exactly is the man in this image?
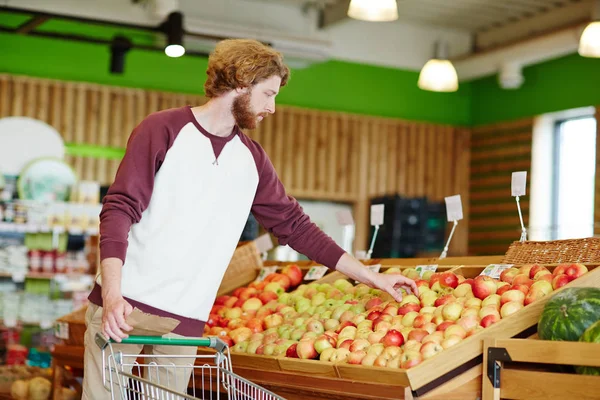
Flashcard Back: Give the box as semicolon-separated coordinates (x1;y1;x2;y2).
83;39;418;398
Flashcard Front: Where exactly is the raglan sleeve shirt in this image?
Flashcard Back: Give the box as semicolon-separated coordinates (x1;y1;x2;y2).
99;114;175;264
249;142;346;270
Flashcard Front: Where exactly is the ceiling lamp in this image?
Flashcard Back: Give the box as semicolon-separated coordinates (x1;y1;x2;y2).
162;11;185;58
578;0;600;58
348;0;398;22
418;41;459;93
110;35;132;74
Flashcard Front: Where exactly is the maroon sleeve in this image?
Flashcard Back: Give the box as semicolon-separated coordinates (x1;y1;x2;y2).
246;138;345;270
99;109;183;263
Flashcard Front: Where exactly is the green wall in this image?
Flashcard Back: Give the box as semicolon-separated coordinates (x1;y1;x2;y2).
0;29;471;126
470;53;600;126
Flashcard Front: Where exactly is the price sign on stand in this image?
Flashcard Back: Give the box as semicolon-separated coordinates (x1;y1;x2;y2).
304;266;328;281
255;234;274;257
367;205;384;258
336;210;354;226
416;265;438;277
55;322;70;340
255;266;278;282
440;195;463;259
511;171;528;242
480;264;514;279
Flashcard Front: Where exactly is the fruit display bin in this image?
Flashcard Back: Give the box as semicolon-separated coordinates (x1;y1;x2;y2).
482;336;600;400
200;263;600;400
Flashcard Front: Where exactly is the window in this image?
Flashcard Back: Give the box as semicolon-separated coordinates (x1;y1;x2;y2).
552;116;597;239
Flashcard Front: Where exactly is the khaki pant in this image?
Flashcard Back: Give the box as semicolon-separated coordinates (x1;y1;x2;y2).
83;304;198;399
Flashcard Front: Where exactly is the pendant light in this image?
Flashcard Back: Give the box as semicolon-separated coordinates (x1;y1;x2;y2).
578;0;600;58
418;41;459;93
348;0;399;22
162;11;185;58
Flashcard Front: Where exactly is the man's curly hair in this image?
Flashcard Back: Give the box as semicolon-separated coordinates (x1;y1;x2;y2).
204;39;290;99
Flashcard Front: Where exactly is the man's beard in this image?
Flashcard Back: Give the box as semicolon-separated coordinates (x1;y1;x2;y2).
232;92;267;130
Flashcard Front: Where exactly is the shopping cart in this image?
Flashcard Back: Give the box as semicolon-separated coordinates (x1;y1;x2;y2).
95;333;285;400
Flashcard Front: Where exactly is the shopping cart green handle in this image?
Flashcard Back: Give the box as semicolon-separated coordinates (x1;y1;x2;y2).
95;333;229;353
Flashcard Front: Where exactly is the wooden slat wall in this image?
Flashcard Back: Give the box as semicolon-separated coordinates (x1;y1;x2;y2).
596;106;600;237
469;118;533;255
0;74;470;255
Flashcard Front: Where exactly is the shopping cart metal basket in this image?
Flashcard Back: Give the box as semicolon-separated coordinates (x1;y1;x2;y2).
96;333;285;400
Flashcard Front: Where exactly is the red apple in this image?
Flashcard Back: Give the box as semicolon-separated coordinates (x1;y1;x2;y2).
496;285;510;296
413;314;433;329
420;341;443;359
434;294;456;307
296;340;319;359
335;321;357;334
214;295;231;306
533;270;552;281
400;350;423;369
429;273;442;287
444;324;467;339
509;284;530;295
552;274;570;290
422;332;444;344
529;265;549;279
367;310;382;321
349;338;371;353
478;306;500;320
518;265;535;277
500;268;519;284
224;296;239;308
472;276;498;300
206;314;220;328
408;329;429;343
263;313;283;329
382;305;399;316
365;297;383;311
436;321;454;332
347;350;367;365
246;318;264;333
439;272;459;289
368;331;385;344
382;329;405;347
282;264;303;287
512;274;533;287
565;264;588;281
553;264;569;276
258;291;278;304
338;339;353;350
457;315;479;332
480;313;500;328
398;303;421;315
537;274;554;284
415;279;430;289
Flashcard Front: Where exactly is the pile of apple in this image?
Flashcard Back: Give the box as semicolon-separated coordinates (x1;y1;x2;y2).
205;264;304;345
217;263;588;370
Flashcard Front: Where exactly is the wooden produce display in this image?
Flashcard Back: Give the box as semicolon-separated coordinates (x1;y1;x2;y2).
207;262;600;399
482;337;600;400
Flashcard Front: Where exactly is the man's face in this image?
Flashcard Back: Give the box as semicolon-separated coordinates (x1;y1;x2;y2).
232;75;281;130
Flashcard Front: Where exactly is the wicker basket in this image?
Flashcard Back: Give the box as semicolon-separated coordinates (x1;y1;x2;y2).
217;240;264;296
502;237;600;264
54;305;88;346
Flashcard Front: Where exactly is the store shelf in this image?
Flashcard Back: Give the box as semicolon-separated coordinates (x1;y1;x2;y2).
0;222;98;236
0;271;94;281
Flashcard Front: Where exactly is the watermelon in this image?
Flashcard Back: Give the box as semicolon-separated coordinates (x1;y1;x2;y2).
538;287;600;342
575;320;600;376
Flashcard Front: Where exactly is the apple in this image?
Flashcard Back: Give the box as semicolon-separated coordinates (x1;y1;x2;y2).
263;314;284;329
496;285;510;296
500;290;525;306
422;331;444;344
529;265;549;279
296;340;318;359
552;264;569;276
246;339;264;354
420;341;443;359
333;278;354;292
478;306;501;320
374;354;390;367
246;318;265;333
319;347;336;362
500;268;519;284
434;294;456;307
530;280;553;296
400;295;420;306
347;350;367;365
429;272;442;286
401;311;420;327
367;343;385;357
422;271;435;281
481;294;501;310
398;303;421;315
347;338;369;353
518;265;535;277
290;328;306;341
242;298;263;312
367;310;382;321
500;301;524;318
338;339;353;350
453;283;473;298
225;307;243;320
464;298;482;309
444;324;467;339
565;264;588;280
258;291;278;305
382;305;399;316
461;308;479;318
480;313;500;328
439;272;459;289
441;335;462;349
232;341;249;353
373;319;392;333
422;322;437;334
339;310;355;324
294;298;311;313
457;315;479;332
403;268;421;281
403;340;422;353
338;325;357;339
534;270;552;281
330;348;351;363
408;329;429;343
512;274;533;287
324;319;340;331
282;264;303;287
419;291;438;307
436;321;454;332
524;289;548;306
509;284;530;295
336;321;357;334
420;306;436;314
382;345;402;359
227;318;245;330
552;274;570;290
442;303;463;321
368;331;385;344
400;350;423;369
264;282;285;295
414;279;430;289
384;267;402;275
229;327;253;344
365;297;383;311
311;292;326;307
472;276;498;300
537;274;554;284
360;353;377;366
413;313;433;328
386;356;401;369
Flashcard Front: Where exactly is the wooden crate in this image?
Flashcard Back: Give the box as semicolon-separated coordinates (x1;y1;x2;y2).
482;338;600;400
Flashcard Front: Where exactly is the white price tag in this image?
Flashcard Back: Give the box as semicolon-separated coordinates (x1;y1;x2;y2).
304;266;328;281
367;264;381;273
11;271;26;283
39;319;53;330
255;266;278;282
480;264;514;279
511;171;527;197
416;265;438;277
55;322;70;340
370;204;384;226
336;210;354;226
445;195;463;222
255;234;274;253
